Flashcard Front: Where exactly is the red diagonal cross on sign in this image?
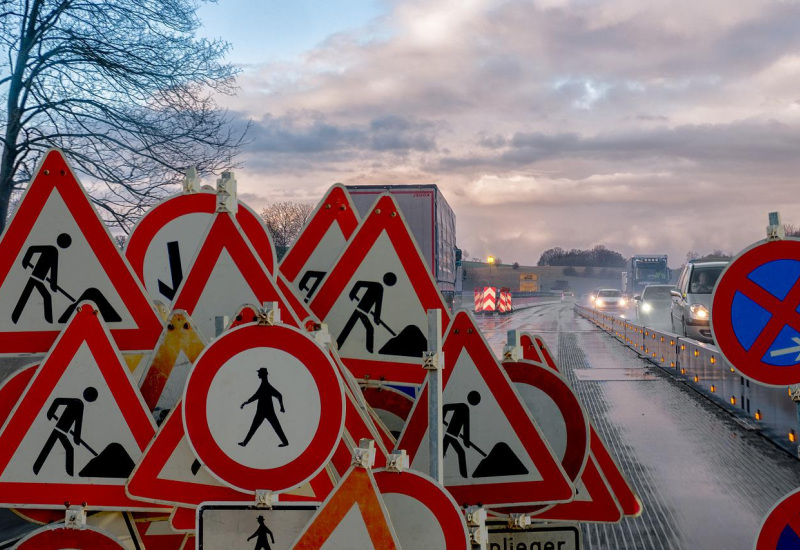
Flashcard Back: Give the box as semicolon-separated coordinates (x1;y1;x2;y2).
712;239;800;386
738;276;800;362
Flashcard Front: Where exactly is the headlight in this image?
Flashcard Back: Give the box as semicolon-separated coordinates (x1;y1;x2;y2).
620;298;627;307
690;304;709;320
595;299;604;307
641;302;652;313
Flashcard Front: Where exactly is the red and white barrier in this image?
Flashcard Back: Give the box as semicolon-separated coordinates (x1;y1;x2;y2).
498;291;512;313
482;287;497;312
474;288;483;312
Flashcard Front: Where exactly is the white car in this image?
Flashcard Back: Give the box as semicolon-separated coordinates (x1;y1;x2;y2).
594;289;627;311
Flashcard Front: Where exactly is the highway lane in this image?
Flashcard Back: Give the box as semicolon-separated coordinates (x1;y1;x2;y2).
477;302;800;550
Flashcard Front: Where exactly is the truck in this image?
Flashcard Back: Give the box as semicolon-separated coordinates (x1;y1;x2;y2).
624;254;671;296
345;185;459;308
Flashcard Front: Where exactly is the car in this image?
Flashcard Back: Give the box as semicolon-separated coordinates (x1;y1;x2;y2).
561;291;575;302
593;289;627;311
670;260;729;342
589;287;603;304
635;284;675;329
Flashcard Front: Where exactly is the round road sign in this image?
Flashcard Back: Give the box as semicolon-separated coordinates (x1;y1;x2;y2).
183;323;344;494
15;524;126;549
756;487;800;549
374;469;470;549
712;239;800;386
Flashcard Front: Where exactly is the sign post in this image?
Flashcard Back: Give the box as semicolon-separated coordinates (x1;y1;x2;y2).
425;308;444;485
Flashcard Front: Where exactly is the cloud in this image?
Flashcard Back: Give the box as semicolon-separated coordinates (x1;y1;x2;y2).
216;0;800;266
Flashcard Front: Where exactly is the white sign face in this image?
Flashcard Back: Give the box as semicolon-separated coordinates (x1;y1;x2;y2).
188;249;264;339
324;231;428;364
141;212;211;307
513;383;568;461
199;504;318;550
0;188;136;332
411;348;543;487
382;492;447;548
0;342;144;485
486;525;580;550
204;347;322;469
289;222;347;302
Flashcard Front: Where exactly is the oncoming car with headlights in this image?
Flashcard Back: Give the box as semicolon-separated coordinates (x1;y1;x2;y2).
593;289;627;311
670;260;728;342
635;284;675;329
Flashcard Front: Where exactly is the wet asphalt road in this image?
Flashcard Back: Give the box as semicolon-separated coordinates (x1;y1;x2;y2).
477;301;800;550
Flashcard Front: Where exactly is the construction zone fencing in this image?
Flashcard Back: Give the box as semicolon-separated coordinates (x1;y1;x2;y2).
575;304;800;456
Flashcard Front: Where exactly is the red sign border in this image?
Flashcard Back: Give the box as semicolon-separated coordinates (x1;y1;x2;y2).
0;149;161;354
396;311;574;507
308;194;450;385
183;323;345;494
712;238;800;386
0;305;164;510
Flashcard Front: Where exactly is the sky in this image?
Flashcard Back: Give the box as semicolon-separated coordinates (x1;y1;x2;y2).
196;0;800;268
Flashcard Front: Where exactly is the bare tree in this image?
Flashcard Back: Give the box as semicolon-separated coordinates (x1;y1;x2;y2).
0;0;248;234
261;201;314;259
784;224;800;237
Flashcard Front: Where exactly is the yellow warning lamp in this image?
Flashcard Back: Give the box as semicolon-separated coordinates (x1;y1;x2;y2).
730;396;736;405
710;356;717;365
693;375;699;383
755;410;762;421
790;430;797;443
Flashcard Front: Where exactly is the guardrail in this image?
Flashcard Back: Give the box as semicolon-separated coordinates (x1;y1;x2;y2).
575;304;800;456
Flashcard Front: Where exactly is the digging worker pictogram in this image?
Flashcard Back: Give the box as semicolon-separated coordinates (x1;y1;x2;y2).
337;272;397;353
33;386;98;476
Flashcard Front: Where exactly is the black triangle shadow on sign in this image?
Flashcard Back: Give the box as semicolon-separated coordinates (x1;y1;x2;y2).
308;194;450;385
0;149;162;355
395;310;574;508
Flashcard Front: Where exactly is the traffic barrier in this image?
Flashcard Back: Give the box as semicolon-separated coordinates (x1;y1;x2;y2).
498;291;511;314
474;288;483;313
574;304;799;455
482;287;497;313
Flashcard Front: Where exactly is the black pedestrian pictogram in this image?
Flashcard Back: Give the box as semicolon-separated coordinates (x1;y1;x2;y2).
336;272;428;357
247;515;275;550
298;270;326;302
32;387;135;478
443;391;529;479
11;232;122;325
239;368;289;448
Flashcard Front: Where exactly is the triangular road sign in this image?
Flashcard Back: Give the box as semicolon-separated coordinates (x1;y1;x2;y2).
127;399;334;510
531;451;623;523
0;149;162;354
125;190;277;309
519;333;642;517
0;304;163;510
126;401;250;507
309;194;449;385
138;311;207;413
292;466;401;549
280;184;360;304
171;213;301;339
396;311;574;507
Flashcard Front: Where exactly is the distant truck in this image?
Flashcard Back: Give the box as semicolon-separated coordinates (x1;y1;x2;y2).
345;185;459;308
624;255;671;296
